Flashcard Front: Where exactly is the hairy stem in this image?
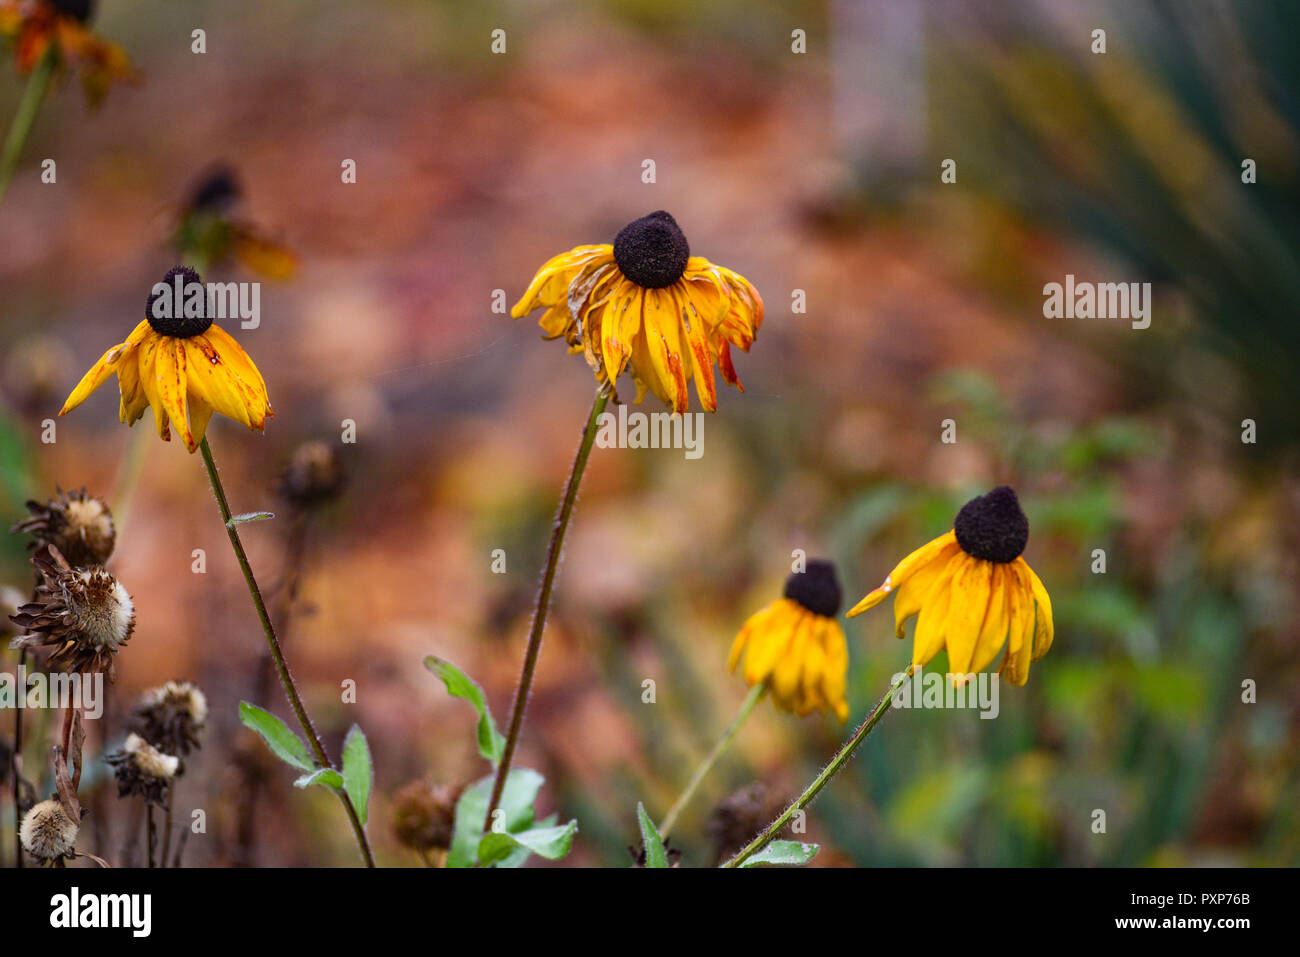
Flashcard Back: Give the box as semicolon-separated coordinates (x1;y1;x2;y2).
483;388;610;830
722;667;912;867
198;436;375;867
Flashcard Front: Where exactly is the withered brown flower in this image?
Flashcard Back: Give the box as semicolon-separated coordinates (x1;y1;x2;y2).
130;681;207;757
391;780;462;854
8;545;134;680
12;486;116;567
105;733;179;805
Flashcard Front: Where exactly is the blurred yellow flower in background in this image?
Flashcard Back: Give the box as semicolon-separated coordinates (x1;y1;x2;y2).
848;486;1053;686
511;211;763;413
729;560;849;722
59;266;272;452
0;0;137;105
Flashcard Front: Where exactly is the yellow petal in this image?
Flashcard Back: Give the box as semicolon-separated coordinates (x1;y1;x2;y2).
183;336;251;427
946;558;995;675
155;338;196;451
891;537;962;636
970;564;1010;675
1020;560;1055;661
847;530;959;618
911;558;959;667
203;324;271;429
137;337;169;440
678;287;718;413
58;320;152;415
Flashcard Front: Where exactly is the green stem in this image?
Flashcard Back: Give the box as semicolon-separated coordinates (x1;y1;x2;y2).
198;436;375;867
721;667;913;868
658;682;766;839
483;387;610;831
0;47;56;210
11;648;27;868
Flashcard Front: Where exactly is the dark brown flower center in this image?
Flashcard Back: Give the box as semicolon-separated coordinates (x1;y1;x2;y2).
187;163;241;214
954;486;1029;563
613;211;690;289
783;559;842;618
146;266;213;338
49;0;94;24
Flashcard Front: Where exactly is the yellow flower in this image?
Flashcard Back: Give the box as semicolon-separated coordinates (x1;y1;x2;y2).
847;486;1053;687
728;560;849;722
59;266;272;452
1;0;138;106
511;211;763;413
173;164;300;280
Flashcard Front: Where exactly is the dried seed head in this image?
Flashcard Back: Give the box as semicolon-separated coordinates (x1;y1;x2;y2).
12;487;116;566
277;440;344;509
707;782;788;865
106;734;180;804
132;681;208;756
391;781;462;853
8;546;134;680
20;799;79;861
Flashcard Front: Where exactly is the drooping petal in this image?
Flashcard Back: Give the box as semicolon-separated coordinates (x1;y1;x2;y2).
183;336;251;428
155;338;196;451
847;530;958;617
946;557;995;675
58;320;151;415
969;564;1010;676
202;324;271;429
1020;560;1055;661
136;337;170;440
911;558;959;668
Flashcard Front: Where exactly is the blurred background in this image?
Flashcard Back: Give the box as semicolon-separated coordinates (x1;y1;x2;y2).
1;0;1298;867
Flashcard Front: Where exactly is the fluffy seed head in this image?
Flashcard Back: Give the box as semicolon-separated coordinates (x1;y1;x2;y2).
132;681;207;756
146;266;213;338
613;211;690;289
20;799;79;860
954;486;1030;564
783;559;843;618
12;487;116;566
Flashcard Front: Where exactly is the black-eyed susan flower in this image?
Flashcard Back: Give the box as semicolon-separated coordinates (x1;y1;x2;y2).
847;486;1053;686
728;560;850;722
12;486;114;566
173;164;299;280
8;544;133;680
59;266;272;453
0;0;136;105
511;211;763;413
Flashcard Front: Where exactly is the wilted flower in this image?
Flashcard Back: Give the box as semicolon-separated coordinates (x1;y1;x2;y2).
512;211;763;412
12;486;115;566
59;266;272;452
847;486;1054;686
173;164;299;279
277;440;344;509
19;798;78;861
131;681;207;757
105;733;179;804
728;560;850;722
391;780;462;855
0;0;137;105
8;544;133;680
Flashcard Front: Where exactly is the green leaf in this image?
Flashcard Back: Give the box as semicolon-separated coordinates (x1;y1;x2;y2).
239;701;314;772
446;768;545;869
294;768;343;791
636;802;668;868
227;511;275;528
341;725;373;826
741;841;821;868
478;820;577;865
423;655;506;766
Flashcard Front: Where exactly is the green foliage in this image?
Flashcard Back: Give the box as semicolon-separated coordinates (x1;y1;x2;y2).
741;841;821;868
424;655;506;766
